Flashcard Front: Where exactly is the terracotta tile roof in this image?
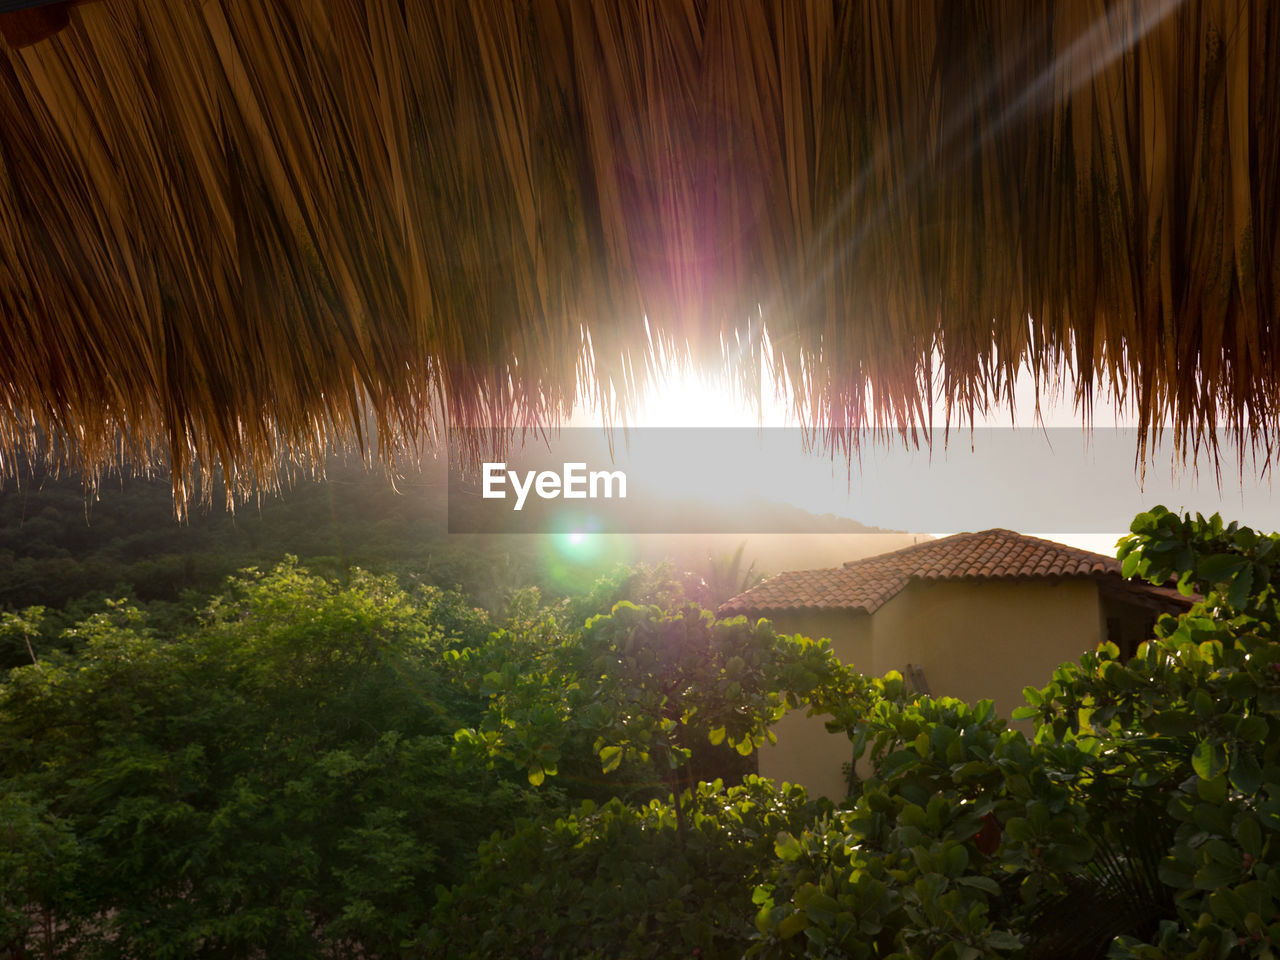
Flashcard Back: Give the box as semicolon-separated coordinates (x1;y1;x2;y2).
719;529;1139;615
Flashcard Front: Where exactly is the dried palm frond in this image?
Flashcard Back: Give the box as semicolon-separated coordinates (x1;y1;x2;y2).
0;1;1275;510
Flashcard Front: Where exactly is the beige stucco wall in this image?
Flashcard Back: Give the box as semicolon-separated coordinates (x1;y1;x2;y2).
756;611;871;801
870;578;1105;718
768;610;875;673
754;578;1105;800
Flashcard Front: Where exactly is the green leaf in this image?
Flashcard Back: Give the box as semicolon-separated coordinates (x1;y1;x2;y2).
774;831;803;862
1205;839;1238;866
1193;801;1234;836
879;749;921;779
803;891;841;925
1153;709;1197;737
1192;689;1215;718
1208;888;1248;926
1122;550;1142;578
598;745;623;773
1228;565;1255;609
707;725;726;746
1158;858;1195;889
1231;750;1264;795
776;910;808;939
1192;739;1228;780
956;875;1001;895
986;931;1025;951
1102;660;1139;690
1194;860;1240;890
1198;774;1228;805
1004;818;1032;843
945;844;969;876
755;904;774;935
1238;816;1264;857
1235;715;1268;742
1198;553;1245;584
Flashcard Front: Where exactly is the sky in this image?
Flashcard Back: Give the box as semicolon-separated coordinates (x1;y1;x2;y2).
566;358;1275;557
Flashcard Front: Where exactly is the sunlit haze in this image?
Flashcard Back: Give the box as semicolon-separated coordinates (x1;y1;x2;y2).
561;358;1271;556
570;360;1130;548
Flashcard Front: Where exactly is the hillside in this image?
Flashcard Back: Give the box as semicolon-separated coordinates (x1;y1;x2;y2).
0;463;922;665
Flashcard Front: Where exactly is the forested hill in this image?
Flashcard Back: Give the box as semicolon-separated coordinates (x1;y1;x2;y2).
0;465;445;613
0;463;893;629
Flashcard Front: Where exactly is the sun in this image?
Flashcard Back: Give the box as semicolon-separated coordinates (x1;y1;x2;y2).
563;358;1156;546
629;367;794;429
573;361;794;430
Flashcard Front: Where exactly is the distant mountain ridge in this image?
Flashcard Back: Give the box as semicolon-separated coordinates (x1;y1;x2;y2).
0;463;909;618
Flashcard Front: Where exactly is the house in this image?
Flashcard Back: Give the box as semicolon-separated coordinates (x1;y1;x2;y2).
718;529;1194;799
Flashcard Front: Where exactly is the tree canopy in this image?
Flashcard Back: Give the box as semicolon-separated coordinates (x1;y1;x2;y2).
8;509;1280;956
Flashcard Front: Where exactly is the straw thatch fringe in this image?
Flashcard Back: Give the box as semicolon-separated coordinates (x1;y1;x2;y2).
0;1;1276;509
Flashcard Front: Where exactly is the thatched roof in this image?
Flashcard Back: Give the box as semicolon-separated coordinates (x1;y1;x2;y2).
0;1;1276;509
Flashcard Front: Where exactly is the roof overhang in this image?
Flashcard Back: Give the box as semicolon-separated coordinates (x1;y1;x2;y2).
0;3;1276;506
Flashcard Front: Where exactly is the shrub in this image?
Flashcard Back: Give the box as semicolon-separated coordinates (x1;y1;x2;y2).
420;777;826;960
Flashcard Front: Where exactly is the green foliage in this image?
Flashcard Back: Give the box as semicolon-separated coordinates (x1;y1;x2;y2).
0;606;44;670
454;598;859;792
749;692;1042;959
1036;507;1280;958
0;789;79;957
4;558;840;957
560;561;695;625
699;541;766;607
0;466;596;669
750;507;1280;959
419;777;826;960
0;561;547;958
13;504;1280;959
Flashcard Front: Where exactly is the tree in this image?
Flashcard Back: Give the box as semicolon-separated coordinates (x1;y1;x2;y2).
454;596;859;844
0;562;547;958
418;778;824;960
699;541;766;607
0;791;79;960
